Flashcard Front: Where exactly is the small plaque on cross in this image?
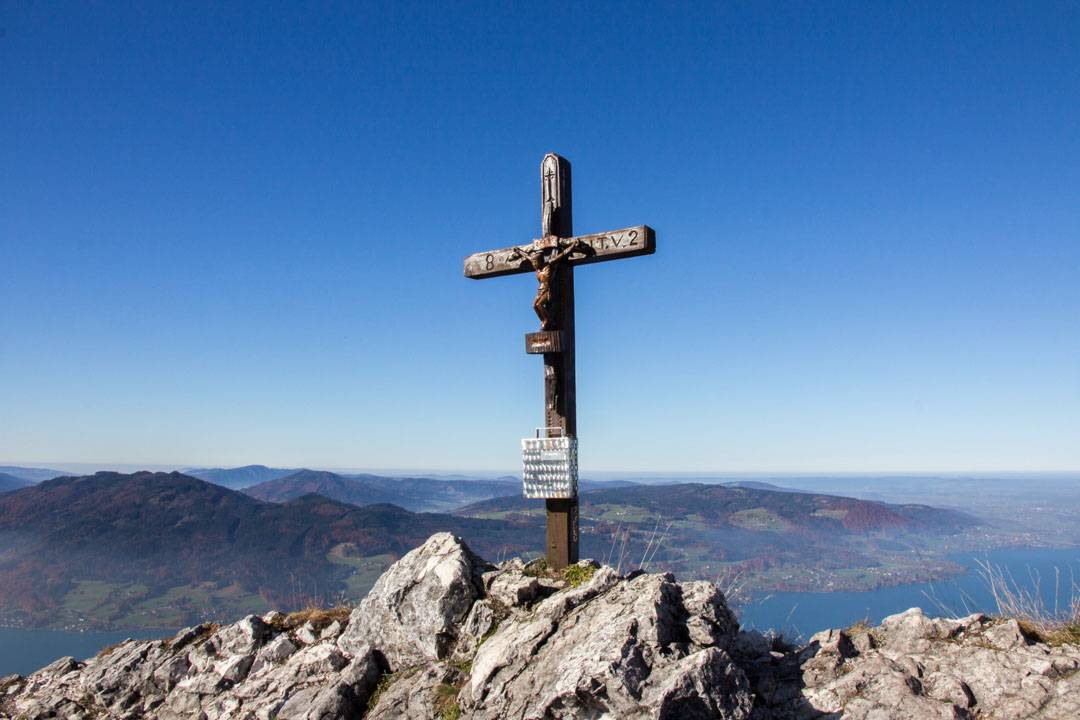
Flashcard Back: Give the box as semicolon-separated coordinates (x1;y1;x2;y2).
525;331;564;354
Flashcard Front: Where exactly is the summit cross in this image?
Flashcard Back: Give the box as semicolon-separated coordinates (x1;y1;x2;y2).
463;153;656;570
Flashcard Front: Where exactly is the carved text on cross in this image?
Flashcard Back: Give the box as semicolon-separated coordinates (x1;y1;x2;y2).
463;225;655;280
544;166;557;213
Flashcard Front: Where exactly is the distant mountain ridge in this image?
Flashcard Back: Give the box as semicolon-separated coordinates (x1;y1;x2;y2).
459;482;973;534
244;469;520;513
0;472;532;629
0;473;32;493
0;471;985;629
182;464;298;489
243;469;642;512
458;482;979;593
0;466;64;483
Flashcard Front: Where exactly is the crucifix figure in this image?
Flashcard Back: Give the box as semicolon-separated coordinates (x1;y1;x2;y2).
463;153;656;570
505;237;588;330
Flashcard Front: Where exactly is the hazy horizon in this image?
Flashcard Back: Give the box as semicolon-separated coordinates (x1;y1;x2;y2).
5;460;1079;482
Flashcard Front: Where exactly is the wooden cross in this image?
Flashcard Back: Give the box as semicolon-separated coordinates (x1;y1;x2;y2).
463;153;656;570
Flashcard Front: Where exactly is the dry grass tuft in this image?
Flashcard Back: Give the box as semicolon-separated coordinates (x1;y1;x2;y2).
714;566;750;608
166;623;219;652
1017;618;1080;647
95;641;125;658
271;606;351;633
977;559;1080;647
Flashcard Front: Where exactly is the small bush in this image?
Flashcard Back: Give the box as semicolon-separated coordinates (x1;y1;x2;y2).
563;564;596;588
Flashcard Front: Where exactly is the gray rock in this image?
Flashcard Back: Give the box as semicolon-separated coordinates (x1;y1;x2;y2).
366;662;466;720
0;616;380;720
454;598;496;660
460;568;752;719
5;532;1080;720
295;621;320;645
485;564;542;608
337;532;489;668
745;607;1080;720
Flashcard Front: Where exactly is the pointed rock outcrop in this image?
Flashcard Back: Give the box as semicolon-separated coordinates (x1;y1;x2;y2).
337;531;490;668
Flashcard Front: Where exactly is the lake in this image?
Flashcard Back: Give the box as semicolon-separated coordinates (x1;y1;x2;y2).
0;627;168;677
737;546;1080;639
2;546;1079;677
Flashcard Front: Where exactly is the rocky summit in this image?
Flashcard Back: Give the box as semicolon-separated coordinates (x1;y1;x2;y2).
2;534;1079;719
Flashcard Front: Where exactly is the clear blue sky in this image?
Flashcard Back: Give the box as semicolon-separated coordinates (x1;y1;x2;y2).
2;2;1078;473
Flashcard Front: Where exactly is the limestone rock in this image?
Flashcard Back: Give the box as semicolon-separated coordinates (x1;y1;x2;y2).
741;606;1080;720
366;662;467;720
0;618;380;720
483;558;544;608
337;532;489;669
460;567;752;719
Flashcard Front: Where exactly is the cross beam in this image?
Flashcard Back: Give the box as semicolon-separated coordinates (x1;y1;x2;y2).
463;153;656;570
463;225;656;279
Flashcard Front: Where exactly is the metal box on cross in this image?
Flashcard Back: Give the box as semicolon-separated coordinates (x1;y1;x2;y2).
521;429;578;499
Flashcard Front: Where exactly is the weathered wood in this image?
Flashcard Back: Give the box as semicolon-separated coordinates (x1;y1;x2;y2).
525;330;564;354
546;498;578;567
463;152;655;572
540;153;578;570
463;225;656;279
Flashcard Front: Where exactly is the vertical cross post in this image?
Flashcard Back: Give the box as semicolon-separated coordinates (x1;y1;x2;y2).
464;154;655;570
540;153;578;570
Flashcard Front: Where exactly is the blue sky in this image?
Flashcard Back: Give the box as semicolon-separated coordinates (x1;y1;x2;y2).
2;2;1078;473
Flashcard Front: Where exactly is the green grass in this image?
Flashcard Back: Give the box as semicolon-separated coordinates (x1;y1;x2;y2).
728;508;791;531
563;564;596;587
592;504;655;523
327;548;395;600
435;682;462;719
812;508;849;520
63;580;135;613
58;579;273;631
366;671;400;713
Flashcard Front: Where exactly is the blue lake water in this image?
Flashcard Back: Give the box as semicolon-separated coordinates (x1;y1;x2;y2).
737;546;1080;640
0;627;168;677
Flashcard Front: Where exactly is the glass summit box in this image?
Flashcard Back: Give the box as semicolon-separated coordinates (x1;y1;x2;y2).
521;431;578;499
